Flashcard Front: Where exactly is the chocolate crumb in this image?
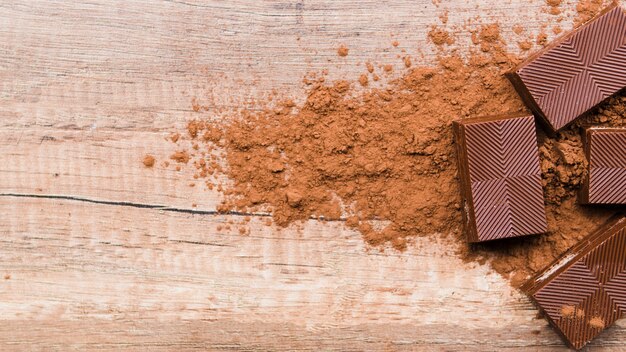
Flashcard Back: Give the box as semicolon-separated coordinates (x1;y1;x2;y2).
337;45;349;57
561;305;575;318
170;151;190;164
589;317;605;329
518;40;532;51
428;26;455;46
142;155;156;168
536;31;548;46
403;56;412;68
359;74;369;87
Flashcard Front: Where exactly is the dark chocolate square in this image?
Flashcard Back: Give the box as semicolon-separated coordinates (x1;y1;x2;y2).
522;215;626;350
579;127;626;204
453;114;548;242
507;5;626;132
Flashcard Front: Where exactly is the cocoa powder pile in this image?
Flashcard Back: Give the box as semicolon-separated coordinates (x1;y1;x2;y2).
165;2;623;287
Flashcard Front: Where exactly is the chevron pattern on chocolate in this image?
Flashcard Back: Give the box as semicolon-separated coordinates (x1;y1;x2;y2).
534;261;599;319
507;174;547;235
588;130;626;204
464;115;547;241
532;226;626;349
471;179;512;241
591;131;626;168
605;270;626;315
464;121;506;182
515;6;626;131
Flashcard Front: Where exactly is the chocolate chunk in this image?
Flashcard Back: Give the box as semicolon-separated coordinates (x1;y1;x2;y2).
453;114;547;242
579;127;626;204
506;4;626;132
522;215;626;350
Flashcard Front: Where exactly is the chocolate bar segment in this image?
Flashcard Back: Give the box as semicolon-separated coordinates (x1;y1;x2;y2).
579;127;626;204
453;114;547;242
507;4;626;132
522;215;626;350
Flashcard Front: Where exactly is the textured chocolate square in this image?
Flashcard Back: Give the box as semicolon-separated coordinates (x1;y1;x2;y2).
507;4;626;132
453;114;548;243
579;127;626;204
522;215;626;350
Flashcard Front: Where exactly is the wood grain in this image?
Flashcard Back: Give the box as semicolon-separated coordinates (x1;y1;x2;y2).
1;0;624;350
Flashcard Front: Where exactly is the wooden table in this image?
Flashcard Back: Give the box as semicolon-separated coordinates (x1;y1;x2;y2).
1;1;624;350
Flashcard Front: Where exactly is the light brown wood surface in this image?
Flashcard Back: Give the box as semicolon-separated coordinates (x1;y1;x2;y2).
1;1;624;350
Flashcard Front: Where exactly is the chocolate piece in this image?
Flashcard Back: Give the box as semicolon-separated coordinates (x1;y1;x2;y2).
453;114;547;242
507;4;626;132
579;127;626;204
522;215;626;350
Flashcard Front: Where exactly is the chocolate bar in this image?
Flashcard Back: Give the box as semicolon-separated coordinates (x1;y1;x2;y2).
579;127;626;204
453;114;547;242
507;4;626;132
522;215;626;350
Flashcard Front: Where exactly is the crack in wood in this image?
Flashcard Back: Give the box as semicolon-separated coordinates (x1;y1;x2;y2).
0;193;269;217
169;239;235;247
264;262;325;268
0;193;349;223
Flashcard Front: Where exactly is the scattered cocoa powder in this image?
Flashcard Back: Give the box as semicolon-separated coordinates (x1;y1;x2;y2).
589;317;605;329
439;10;449;24
428;26;455;46
383;64;393;73
403;56;412;68
392;40;400;47
187;120;205;139
575;0;609;26
518;40;533;51
561;305;575;318
337;45;349;57
166;2;624;287
142;155;155;168
3;274;10;280
546;0;562;15
477;24;502;52
536;31;549;46
182;51;519;248
359;74;369;87
170;151;190;164
512;25;525;35
191;97;209;112
561;305;588;320
479;24;500;43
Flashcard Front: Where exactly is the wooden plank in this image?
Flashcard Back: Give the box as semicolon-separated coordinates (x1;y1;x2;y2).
1;0;624;350
0;128;222;210
1;0;556;130
0;197;580;350
1;191;625;350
